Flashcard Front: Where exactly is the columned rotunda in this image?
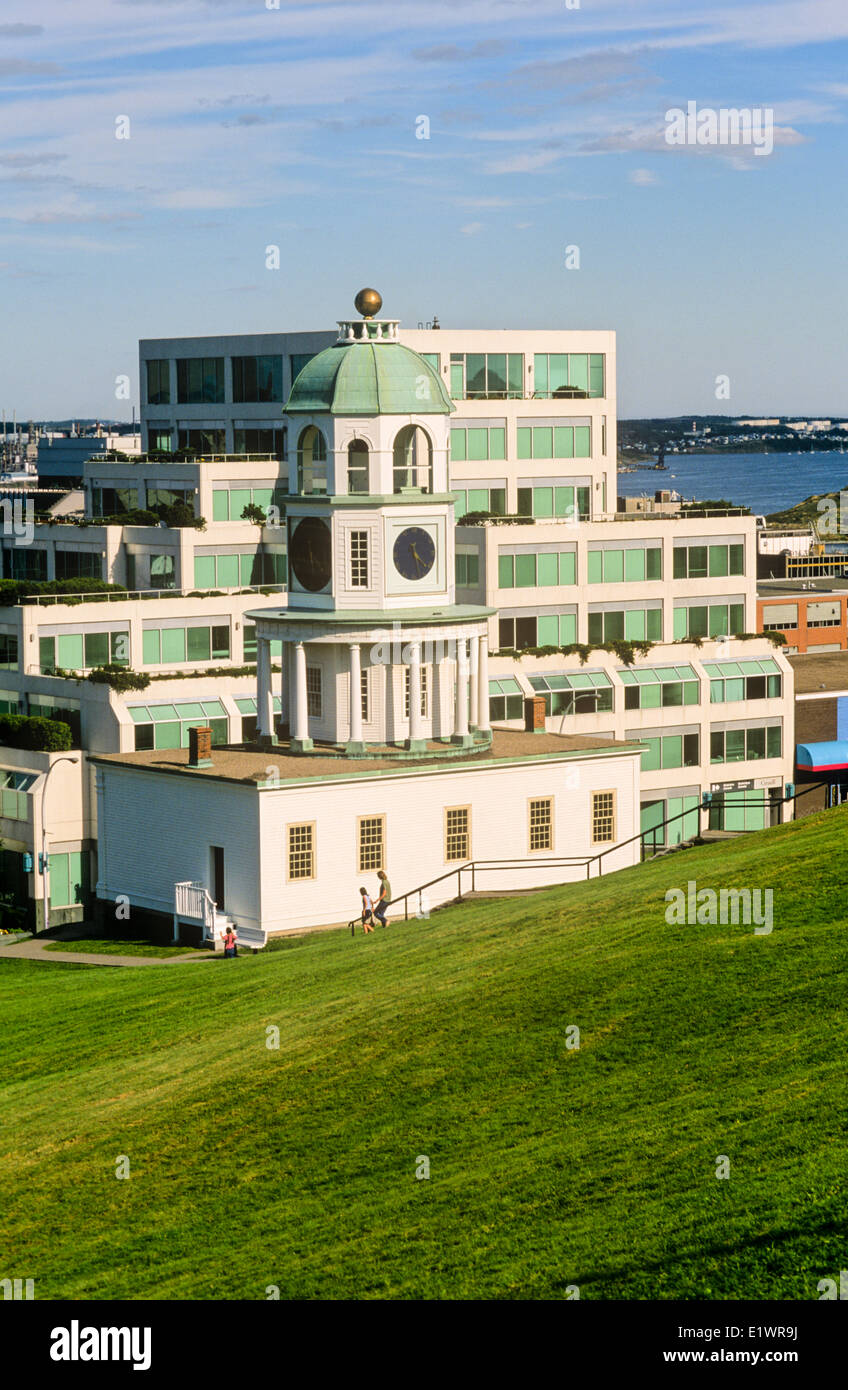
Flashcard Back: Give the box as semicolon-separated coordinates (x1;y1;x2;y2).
248;291;496;757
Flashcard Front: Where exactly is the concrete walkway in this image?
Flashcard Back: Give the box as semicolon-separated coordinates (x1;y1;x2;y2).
0;937;216;968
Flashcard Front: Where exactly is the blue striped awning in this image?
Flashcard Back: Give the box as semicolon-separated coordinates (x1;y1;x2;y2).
796;741;848;773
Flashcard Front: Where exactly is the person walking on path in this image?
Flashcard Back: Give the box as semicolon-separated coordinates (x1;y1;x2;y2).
359;887;376;934
223;925;238;958
374;870;392;928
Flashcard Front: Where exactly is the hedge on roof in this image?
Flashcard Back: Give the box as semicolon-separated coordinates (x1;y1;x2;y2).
0;714;72;752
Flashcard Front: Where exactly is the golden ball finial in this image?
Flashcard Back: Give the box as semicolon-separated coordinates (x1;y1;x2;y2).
354;287;382;319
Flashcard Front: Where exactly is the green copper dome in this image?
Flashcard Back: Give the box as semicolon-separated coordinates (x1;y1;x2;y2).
285;339;453;417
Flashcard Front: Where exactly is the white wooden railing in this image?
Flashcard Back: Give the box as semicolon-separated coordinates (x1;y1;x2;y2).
174;880;215;930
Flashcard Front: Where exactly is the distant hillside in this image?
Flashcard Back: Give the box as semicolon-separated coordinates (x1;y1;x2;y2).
2;807;846;1299
766;484;848;526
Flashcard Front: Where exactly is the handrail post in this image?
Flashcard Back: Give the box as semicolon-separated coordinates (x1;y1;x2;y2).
471;861;476;893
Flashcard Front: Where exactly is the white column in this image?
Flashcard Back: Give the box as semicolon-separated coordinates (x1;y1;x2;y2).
292;641;311;749
256;637;274;743
408;640;424;748
477;633;491;733
453;636;470;743
469;633;479;731
348;642;363;752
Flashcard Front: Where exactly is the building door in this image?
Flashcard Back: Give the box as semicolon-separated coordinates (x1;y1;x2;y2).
769;787;783;826
210;846;225;910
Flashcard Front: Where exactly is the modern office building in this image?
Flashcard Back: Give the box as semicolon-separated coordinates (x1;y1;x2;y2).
0;292;795;935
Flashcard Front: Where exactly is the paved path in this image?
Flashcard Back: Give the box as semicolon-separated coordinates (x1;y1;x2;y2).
0;938;215;968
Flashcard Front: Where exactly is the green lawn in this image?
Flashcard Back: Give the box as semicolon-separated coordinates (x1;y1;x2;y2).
42;938;198;959
2;807;846;1301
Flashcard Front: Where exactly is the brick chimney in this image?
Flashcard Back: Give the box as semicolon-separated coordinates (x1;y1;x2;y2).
188;726;213;768
524;695;546;734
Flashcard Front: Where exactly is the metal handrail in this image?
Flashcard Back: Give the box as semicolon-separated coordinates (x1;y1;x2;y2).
360;781;831;931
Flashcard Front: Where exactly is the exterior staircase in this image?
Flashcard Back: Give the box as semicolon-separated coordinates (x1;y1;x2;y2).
173;881;267;950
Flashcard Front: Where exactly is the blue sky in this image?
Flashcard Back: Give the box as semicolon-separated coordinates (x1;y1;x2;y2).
1;0;847;419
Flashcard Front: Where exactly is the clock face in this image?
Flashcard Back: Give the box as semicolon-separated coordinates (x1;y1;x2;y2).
393;526;436;582
289;517;332;592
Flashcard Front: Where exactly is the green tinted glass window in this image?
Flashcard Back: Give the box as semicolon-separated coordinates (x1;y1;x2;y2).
194;556;215;588
515;554;537;588
212;491;229;522
625;549;645;582
217;554;239;588
161;628;186;663
558;552;576;584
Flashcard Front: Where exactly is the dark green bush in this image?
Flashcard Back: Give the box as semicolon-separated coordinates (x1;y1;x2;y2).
0;714;72;751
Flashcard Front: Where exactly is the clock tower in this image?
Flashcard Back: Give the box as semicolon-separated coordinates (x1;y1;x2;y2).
247;291;495;756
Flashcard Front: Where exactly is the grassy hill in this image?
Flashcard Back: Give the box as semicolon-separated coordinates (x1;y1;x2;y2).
766;484;848;526
2;808;846;1301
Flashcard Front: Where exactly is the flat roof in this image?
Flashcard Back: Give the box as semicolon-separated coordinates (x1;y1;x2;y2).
759;578;848;597
788;651;848;695
90;729;641;788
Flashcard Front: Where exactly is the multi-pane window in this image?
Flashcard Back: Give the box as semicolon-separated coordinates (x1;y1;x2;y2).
703;658;782;703
54;550;103;581
529;670;614;715
498;612;577;649
194;550;286;589
453;486;507;517
242;627;282;662
129;700;228;751
498;549;576;588
0;688;20;714
634;731;700;771
620;664;700;710
489;677;524;721
588;606;663;643
672;601;745;640
91;486;138;518
147;427;172;453
517;424;591;459
361;669;369;722
234;695;282;742
212;485;286;521
450;353;523;400
673;543;744;579
6;548;47;581
177;427;225;455
591;791;616;843
404;667;429;717
517;482;590;520
0;634;19;671
306;666;322;718
450;426;506;461
233;427;287;460
533;353;605;399
420;351;440;374
231;355;282;403
176;357;225;404
146;359;170;405
39;630;129;674
445;806;471;861
805;600;842;628
529;797;553;851
455;552;480;586
0;770;36;820
710;725;782;763
290;353;316;384
287;823;315;880
27;695;81;743
761;604;798;631
350;531;369;588
358;815;385;872
147;486;195;516
588;547;662;583
142;624;230;665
